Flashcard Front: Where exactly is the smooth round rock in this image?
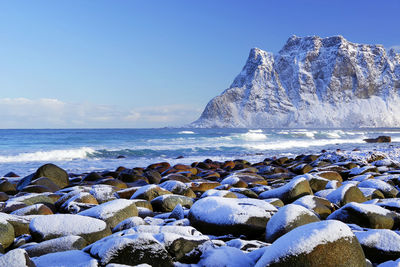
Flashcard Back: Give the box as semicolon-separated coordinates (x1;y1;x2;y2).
255;220;366;267
29;214;111;243
188;197;277;237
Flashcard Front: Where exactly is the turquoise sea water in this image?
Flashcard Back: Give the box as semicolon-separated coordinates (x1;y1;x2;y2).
0;128;400;176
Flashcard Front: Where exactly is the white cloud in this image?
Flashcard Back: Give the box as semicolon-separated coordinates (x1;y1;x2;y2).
0;98;202;128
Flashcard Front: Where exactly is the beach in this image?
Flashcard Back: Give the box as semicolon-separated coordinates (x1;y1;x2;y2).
1;133;400;265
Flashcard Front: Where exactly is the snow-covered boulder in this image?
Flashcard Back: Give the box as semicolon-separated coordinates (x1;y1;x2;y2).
159;180;196;198
358;179;399;198
112;216;147;233
130;185;171;201
88;233;173;266
24;235;87;257
327;202;399;229
150;194;193;212
0;248;35;267
197;246;255;267
78;199;138;228
293;195;335;219
188;197;277;237
355;229;400;264
200;189;237;198
255;220;365;267
265;204;320;242
11;203;53;216
29;214;111;243
32;250;98;267
325;184;366;206
259;177;313;204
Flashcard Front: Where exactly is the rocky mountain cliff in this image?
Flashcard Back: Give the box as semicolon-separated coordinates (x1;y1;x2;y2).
193;35;400;128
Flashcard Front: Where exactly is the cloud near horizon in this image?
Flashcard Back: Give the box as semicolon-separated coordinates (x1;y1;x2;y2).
0;98;203;128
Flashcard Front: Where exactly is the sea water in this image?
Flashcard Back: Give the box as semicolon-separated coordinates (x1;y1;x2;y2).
0;128;400;176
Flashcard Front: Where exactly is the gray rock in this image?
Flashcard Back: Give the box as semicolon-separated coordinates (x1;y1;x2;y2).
78;199;138;229
24;235;88;257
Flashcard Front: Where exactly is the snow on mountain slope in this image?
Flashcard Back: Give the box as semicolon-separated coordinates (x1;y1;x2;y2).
193;35;400;128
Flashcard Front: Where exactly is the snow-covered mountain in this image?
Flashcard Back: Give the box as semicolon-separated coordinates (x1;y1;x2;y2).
193;35;400;128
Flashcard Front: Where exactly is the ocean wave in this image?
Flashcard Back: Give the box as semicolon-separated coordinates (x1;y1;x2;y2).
245;138;365;150
0;147;96;163
239;130;268;141
178;131;195;134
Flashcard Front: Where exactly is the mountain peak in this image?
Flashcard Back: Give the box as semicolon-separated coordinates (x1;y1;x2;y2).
193;35;400;128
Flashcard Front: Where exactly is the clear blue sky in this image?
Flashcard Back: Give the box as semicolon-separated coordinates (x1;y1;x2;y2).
1;0;399;128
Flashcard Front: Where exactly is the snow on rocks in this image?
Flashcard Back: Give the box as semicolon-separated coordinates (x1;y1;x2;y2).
78;199;138;228
112;216;147;233
197;245;255;267
325;184;366;206
358;179;399;198
24;235;88;257
327;202;399;229
150;194;193;212
88;232;173;266
265;204;320;242
259;177;313;204
4;149;400;265
32;250;98;267
355;229;400;263
255;220;365;267
293;195;335;219
29;214;111;243
188;196;277;237
130;184;171;201
0;248;35;267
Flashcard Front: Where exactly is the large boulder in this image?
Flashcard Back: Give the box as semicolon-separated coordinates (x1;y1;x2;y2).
259;177;313;204
24;235;88;257
0;249;35;267
355;229;400;264
29;214;111;243
188;197;277;237
32;250;98;267
130;185;171;201
78;199;138;229
358;179;399;198
150;194;193;212
88;233;173;266
327;202;399;229
325;184;366;206
293;195;335;219
266;204;320;243
255;220;366;267
17;164;69;190
0;217;14;249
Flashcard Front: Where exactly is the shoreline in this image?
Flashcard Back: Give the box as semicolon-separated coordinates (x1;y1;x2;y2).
0;147;400;265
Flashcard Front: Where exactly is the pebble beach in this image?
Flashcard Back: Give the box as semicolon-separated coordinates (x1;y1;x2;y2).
1;146;400;266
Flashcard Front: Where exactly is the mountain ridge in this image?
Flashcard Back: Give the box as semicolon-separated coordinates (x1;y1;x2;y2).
192;35;400;128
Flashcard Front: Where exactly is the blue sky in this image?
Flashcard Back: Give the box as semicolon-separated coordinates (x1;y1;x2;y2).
1;0;399;128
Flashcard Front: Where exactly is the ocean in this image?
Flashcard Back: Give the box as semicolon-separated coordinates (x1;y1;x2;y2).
1;128;400;177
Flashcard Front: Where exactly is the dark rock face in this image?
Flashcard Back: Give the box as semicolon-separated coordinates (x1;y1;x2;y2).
364;136;391;143
17;164;69;191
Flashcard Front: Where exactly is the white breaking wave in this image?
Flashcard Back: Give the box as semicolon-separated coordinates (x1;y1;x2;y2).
0;147;96;163
178;131;195;134
245;138;365;150
240;130;268;141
